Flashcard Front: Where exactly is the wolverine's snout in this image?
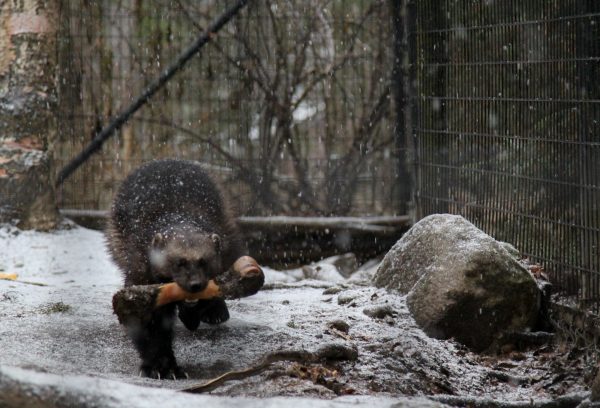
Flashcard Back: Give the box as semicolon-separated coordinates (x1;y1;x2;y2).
186;276;208;293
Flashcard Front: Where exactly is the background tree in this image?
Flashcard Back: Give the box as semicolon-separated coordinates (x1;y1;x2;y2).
0;0;59;229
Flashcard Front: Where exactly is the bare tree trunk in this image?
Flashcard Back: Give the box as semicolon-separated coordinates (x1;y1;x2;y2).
0;0;59;230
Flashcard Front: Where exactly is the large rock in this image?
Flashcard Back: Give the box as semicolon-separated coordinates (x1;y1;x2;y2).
373;214;541;351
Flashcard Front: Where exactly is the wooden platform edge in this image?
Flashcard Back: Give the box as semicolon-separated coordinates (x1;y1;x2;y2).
59;209;411;233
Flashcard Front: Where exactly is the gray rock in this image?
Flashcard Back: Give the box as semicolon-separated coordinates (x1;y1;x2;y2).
323;287;344;295
363;305;396;319
337;292;358;305
315;342;358;361
348;258;381;283
373;214;541;351
500;241;520;259
329;253;359;278
327;319;351;333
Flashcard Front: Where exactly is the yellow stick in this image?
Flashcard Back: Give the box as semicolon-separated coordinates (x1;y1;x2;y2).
0;272;18;281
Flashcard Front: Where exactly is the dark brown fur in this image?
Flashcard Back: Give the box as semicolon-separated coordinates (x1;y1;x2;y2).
106;159;245;379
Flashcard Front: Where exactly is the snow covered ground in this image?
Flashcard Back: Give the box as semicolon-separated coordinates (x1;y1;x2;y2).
0;223;590;407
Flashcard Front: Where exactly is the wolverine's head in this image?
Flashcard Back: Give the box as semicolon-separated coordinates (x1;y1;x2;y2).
149;229;222;293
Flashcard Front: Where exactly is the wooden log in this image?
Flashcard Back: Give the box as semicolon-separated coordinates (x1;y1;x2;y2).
59;209;410;266
59;210;410;233
112;256;263;325
238;215;410;234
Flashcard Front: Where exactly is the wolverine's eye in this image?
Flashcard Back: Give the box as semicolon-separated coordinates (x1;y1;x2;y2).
176;259;188;268
196;259;206;268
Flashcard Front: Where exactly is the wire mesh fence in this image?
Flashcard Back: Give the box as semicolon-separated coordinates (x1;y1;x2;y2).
55;0;600;312
411;0;600;312
55;0;401;217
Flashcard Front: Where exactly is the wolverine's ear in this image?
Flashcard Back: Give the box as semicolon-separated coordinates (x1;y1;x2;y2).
211;234;221;253
152;233;166;248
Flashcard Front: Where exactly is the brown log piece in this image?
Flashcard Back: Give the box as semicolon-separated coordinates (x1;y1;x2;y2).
112;256;263;325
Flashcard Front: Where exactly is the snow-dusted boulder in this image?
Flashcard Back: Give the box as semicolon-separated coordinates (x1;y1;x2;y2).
373;214;541;351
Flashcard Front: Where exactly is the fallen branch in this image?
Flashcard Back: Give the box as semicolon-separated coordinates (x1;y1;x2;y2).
181;343;358;394
494;331;555;351
182;350;313;393
0;272;48;286
10;280;48;287
486;370;532;386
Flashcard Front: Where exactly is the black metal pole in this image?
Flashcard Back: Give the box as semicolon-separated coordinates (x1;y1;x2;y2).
55;0;250;186
390;0;411;216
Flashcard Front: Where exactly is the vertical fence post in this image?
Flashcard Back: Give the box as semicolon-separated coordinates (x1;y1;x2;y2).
431;1;449;214
390;0;415;218
576;1;600;309
406;0;419;221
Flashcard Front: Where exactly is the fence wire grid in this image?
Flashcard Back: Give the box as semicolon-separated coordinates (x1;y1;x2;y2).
55;0;600;312
411;0;600;312
55;0;400;217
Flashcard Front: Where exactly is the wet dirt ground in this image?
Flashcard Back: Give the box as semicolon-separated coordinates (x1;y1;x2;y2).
0;225;593;407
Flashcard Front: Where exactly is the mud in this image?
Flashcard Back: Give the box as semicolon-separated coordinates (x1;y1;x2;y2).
0;225;593;407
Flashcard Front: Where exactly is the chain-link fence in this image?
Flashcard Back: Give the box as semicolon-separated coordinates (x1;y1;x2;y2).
55;0;600;312
55;0;401;217
412;0;600;312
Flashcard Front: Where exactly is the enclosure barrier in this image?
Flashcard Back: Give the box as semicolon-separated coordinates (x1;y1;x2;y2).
55;0;600;313
411;0;600;313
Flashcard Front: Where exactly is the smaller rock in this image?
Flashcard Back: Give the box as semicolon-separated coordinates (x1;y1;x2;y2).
348;259;380;283
328;253;359;278
363;305;395;319
316;343;358;361
322;287;343;295
327;319;350;333
337;292;357;305
302;264;345;283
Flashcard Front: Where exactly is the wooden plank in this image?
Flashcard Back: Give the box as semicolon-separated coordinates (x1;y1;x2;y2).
59;210;411;233
238;216;409;234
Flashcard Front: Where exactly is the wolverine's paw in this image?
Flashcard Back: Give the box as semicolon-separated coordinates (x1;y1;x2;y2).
178;298;230;328
140;357;188;380
178;301;202;331
199;298;230;325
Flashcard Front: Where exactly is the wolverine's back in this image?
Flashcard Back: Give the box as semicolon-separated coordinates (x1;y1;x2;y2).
106;159;243;286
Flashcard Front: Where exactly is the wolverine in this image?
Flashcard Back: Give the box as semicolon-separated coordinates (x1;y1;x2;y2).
106;159;245;379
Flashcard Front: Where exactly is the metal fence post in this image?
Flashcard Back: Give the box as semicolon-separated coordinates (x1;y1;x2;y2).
390;0;420;220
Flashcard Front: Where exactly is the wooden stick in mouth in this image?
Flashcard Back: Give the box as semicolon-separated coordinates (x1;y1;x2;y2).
112;256;264;325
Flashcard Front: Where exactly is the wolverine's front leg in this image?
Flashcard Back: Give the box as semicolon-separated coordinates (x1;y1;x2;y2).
125;303;187;379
